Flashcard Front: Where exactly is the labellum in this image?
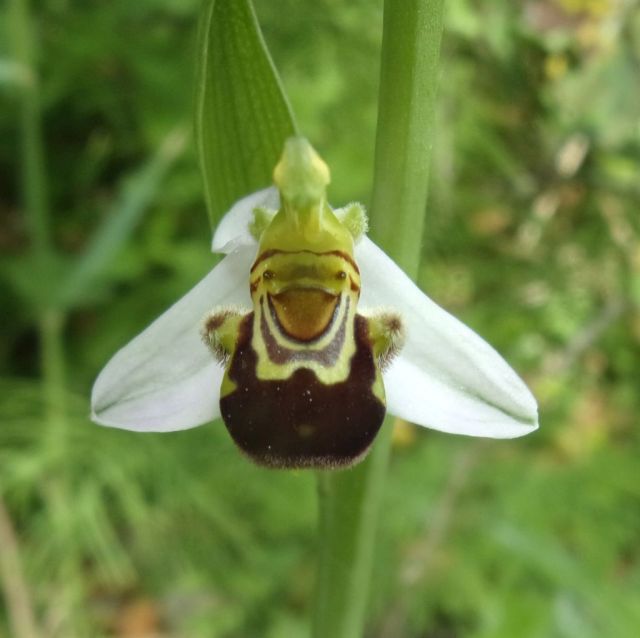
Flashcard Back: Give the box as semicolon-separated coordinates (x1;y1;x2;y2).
202;138;403;468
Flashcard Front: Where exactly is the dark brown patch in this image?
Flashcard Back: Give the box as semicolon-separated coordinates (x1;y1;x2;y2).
204;312;227;334
220;314;385;469
349;276;360;293
386;314;402;334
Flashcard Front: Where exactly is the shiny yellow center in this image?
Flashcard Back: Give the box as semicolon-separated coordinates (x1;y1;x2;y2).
269;289;339;341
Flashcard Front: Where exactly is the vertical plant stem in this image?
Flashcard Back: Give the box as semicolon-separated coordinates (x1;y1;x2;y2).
9;0;75;632
10;0;68;441
313;425;394;638
10;0;67;446
313;1;446;637
369;0;446;273
9;0;52;258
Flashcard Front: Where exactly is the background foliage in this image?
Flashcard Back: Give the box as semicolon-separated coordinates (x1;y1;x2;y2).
1;0;639;636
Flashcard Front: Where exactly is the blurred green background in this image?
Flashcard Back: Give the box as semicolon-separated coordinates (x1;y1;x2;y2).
1;0;640;636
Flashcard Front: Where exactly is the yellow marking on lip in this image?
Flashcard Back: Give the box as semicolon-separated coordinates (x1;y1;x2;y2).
269;288;339;341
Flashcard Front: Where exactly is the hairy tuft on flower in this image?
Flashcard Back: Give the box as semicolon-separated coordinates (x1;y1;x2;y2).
201;307;245;366
366;310;405;372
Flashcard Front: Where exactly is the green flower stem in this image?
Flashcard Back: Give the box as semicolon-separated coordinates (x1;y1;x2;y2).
9;0;52;259
369;0;446;274
313;424;394;638
313;1;445;636
9;0;67;441
9;0;67;436
6;0;67;634
10;0;75;627
9;0;67;418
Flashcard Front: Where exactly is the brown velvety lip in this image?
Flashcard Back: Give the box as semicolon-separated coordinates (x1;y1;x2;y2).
268;288;339;342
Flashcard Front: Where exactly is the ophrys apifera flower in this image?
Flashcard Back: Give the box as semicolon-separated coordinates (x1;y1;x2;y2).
92;138;538;468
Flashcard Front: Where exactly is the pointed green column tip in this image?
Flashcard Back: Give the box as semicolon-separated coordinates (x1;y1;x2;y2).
274;137;330;209
259;137;355;255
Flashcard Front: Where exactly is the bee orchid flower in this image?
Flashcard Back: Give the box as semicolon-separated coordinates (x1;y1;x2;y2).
91;138;538;469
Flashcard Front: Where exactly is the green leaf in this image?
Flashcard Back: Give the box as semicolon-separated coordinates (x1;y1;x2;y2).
195;0;297;227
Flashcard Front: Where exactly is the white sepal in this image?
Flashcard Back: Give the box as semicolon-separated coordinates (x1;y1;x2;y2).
91;248;254;431
356;238;538;438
